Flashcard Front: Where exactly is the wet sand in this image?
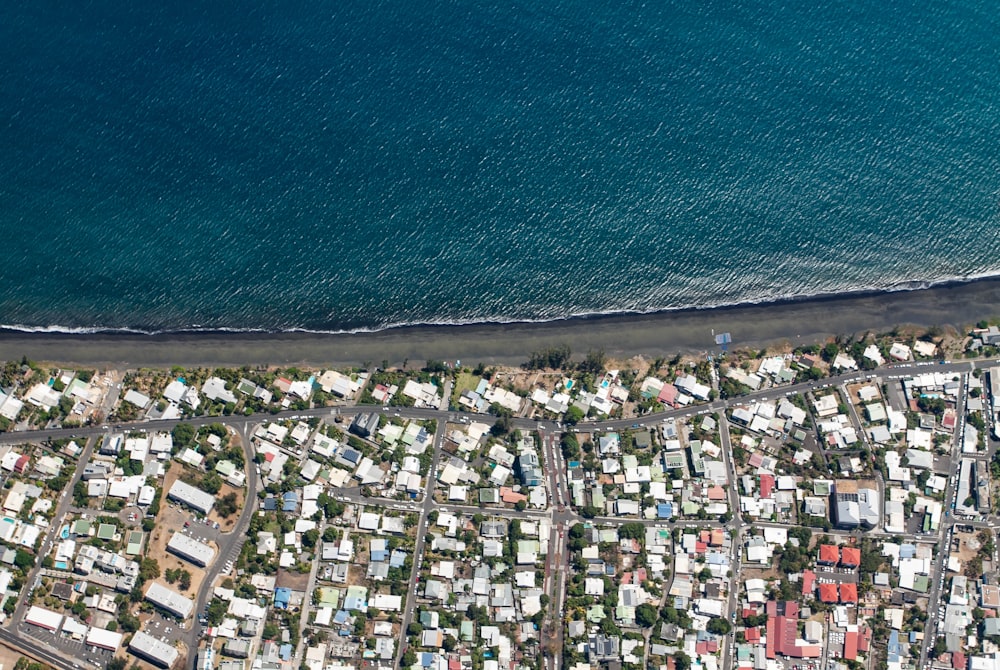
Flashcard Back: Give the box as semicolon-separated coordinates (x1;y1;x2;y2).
1;279;999;368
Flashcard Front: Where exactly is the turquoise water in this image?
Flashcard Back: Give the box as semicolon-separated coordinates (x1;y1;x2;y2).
1;2;999;333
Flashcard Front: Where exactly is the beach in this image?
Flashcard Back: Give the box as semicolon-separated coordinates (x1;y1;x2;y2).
0;279;998;369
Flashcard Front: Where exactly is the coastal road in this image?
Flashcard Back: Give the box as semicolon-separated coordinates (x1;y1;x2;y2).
1;359;991;451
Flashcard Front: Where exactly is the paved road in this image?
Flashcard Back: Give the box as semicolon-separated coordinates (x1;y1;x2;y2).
180;420;259;660
393;420;447;668
12;433;99;629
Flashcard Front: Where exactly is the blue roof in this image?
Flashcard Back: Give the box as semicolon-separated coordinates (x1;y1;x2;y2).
888;630;902;662
421;653;435;667
262;497;277;511
371;549;388;562
389;550;407;568
283;491;298;501
279;644;292;660
282;500;297;512
333;610;349;624
657;503;673;518
900;543;916;558
344;597;365;611
274;588;291;607
342;448;361;464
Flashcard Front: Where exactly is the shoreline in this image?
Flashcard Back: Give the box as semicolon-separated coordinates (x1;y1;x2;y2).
1;277;999;368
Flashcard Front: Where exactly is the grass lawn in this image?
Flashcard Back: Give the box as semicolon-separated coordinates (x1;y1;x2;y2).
451;371;481;406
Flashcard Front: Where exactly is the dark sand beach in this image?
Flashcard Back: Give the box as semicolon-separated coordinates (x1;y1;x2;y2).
1;279;999;368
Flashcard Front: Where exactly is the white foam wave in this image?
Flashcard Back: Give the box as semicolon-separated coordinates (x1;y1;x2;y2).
1;270;999;338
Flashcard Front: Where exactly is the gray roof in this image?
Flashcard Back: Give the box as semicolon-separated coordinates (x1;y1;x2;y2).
167;479;215;514
167;533;216;567
129;631;180;668
145;582;194;618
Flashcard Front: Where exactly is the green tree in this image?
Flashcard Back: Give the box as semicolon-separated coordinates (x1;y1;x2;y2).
139;557;160;581
635;603;657;628
564;406;585;426
707;617;732;635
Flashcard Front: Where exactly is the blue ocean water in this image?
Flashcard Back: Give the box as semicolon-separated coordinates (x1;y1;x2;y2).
1;1;999;333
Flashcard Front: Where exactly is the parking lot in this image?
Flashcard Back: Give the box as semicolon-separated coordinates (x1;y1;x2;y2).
18;621;114;669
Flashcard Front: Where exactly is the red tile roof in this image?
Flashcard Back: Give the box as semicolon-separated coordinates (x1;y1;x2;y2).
759;474;775;499
953;652;966;670
819;583;839;603
859;627;871;652
658;384;678;405
801;570;816;597
840;547;861;567
745;627;761;643
844;631;858;660
819;544;839;564
840;583;858;603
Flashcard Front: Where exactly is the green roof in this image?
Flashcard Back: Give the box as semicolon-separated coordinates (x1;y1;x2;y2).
73;520;92;536
215;460;237;476
97;523;116;540
126;531;144;556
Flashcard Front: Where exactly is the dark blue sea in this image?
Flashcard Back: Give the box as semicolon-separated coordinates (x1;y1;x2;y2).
1;1;999;334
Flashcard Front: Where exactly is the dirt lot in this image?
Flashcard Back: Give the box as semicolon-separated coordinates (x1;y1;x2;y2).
0;642;32;669
207;481;244;532
145;466;213;600
275;567;312;591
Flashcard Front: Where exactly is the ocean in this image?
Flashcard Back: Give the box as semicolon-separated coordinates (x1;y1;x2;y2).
1;1;999;334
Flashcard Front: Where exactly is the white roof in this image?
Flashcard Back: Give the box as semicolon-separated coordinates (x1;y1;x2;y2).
145;582;194;618
167;533;216;566
86;626;124;650
25;605;63;631
167;479;215;514
129;631;180;666
123;389;150;408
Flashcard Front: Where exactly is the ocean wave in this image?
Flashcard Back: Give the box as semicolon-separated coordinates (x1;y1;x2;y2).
3;271;999;338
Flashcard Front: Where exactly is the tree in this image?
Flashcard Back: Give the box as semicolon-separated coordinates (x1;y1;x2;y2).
217;492;239;518
618;523;644;540
579;349;606;374
200;472;223;494
675;652;691;670
13;550;33;570
707;617;732;635
302;528;320;549
139;557;160;581
635;603;657;628
118;612;140;633
564;405;585;426
107;660;127;670
171;423;196;448
490;415;511;437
